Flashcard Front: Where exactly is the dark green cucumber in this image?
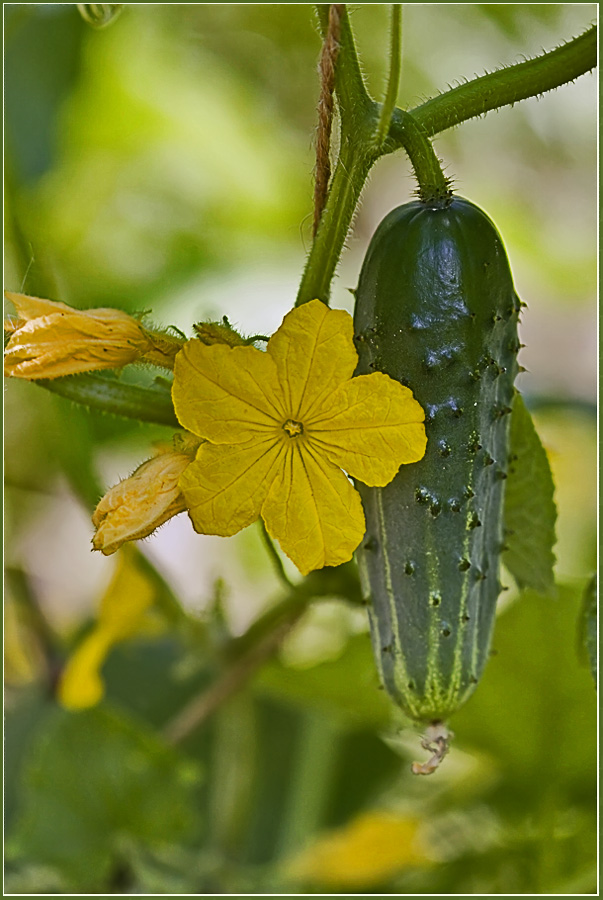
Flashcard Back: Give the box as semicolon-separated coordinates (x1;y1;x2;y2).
354;197;520;723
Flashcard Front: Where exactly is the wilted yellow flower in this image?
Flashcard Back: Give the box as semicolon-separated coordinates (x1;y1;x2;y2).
92;434;200;555
3;291;182;379
173;299;426;575
58;549;156;710
285;810;431;888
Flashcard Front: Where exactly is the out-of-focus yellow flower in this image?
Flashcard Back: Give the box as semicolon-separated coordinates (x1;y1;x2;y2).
3;291;182;379
173;299;426;575
285;809;432;889
4;598;40;685
92;433;201;555
58;549;156;710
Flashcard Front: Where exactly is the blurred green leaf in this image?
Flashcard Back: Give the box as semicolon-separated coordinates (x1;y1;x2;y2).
326;729;404;828
454;582;596;795
48;396;104;508
7;704;202;890
578;574;596;683
4;862;69;895
126;844;219;895
4;688;51;833
255;633;392;729
503;393;557;593
77;4;124;30
102;637;212;730
239;700;401;871
4;6;84;183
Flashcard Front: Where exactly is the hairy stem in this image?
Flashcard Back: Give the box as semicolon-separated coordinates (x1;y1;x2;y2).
300;11;596;306
403;25;597;137
391;111;451;204
37;372;180;428
296;144;374;306
375;4;402;148
314;4;372;117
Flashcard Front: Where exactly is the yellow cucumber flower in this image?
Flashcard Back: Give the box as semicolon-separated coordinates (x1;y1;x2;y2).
92;433;201;555
58;549;156;710
4;292;181;378
285;809;431;888
173;299;426;575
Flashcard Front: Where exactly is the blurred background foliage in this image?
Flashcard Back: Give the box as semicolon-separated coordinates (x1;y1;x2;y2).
3;3;597;894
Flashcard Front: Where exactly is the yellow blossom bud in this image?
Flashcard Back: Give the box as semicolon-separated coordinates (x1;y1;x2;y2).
3;292;183;379
91;436;200;555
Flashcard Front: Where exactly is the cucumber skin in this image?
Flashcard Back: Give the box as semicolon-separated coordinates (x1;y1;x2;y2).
353;198;520;723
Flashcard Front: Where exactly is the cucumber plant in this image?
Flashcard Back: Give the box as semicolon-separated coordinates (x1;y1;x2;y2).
293;5;588;770
6;5;593;772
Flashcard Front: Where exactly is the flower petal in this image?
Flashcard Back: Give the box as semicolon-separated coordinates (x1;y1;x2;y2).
5;292;72;322
180;437;285;536
57;631;111;710
308;372;427;487
173;341;286;443
91;448;194;556
58;550;156;710
267;299;358;420
262;443;366;575
3;310;151;379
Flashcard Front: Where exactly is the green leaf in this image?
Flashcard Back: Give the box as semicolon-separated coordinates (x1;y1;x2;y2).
4;687;49;834
7;704;202;890
503;393;556;593
579;574;597;683
255;634;392;729
453;582;597;791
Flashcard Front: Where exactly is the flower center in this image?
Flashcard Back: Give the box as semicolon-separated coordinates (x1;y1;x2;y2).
282;419;304;438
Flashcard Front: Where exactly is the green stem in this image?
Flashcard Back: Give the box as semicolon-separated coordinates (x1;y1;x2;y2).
208;693;257;856
276;710;341;859
36;372;180;428
404;25;597;137
259;521;294;590
314;4;372;118
391;111;451;204
162;560;362;744
375;4;402;148
299;14;595;306
296;144;374;306
163;596;306;745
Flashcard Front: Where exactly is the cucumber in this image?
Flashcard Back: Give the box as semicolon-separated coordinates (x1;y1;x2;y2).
353;197;520;724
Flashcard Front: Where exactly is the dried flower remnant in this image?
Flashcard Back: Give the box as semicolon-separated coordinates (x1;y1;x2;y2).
3;292;183;379
92;433;201;556
411;722;454;775
173;299;427;575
